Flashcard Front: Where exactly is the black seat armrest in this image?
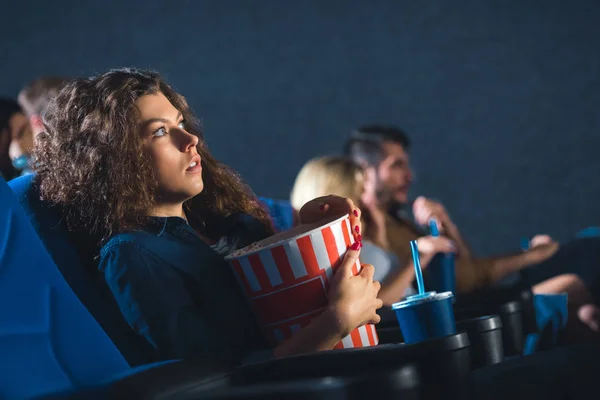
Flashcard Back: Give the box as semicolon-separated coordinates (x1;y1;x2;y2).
39;360;232;400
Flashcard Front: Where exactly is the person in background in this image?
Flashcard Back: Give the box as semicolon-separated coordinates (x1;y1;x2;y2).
0;98;30;180
34;68;382;364
344;124;600;333
290;155;455;305
343;125;560;291
11;76;70;175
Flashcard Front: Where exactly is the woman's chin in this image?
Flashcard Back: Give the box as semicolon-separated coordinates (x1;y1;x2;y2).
189;181;204;197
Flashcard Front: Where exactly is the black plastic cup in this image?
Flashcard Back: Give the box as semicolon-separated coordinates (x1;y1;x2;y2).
497;301;525;356
457;315;504;368
518;289;539;335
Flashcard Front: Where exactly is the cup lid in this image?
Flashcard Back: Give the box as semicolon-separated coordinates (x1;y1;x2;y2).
457;315;502;333
391;291;454;310
499;300;522;314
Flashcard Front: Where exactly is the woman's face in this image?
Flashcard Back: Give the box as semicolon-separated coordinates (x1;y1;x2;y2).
136;92;204;206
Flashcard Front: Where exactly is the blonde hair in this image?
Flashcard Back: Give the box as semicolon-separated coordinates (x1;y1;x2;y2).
291;156;365;211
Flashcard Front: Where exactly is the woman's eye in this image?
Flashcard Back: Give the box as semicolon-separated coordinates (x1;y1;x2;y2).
178;120;186;130
153;127;167;137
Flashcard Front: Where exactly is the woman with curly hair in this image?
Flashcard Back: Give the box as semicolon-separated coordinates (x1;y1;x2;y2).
34;68;381;365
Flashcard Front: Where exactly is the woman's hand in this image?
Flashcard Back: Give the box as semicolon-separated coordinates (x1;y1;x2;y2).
416;235;456;265
299;195;362;241
325;244;383;337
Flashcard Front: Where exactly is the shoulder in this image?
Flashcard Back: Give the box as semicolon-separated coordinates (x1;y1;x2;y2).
100;231;155;256
98;231;170;277
388;212;426;234
216;213;271;247
361;241;394;266
385;214;422;240
361;241;402;282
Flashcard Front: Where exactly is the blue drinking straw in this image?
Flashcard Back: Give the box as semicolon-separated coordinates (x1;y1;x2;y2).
429;219;440;237
410;240;426;295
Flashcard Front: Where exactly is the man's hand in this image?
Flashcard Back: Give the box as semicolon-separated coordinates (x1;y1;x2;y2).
413;196;473;260
413;196;452;230
530;234;556;249
416;235;457;265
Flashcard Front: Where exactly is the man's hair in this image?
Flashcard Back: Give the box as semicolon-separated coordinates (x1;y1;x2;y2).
18;76;70;117
343;125;411;167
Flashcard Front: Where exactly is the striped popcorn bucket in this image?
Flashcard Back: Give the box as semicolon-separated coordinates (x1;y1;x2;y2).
225;214;378;349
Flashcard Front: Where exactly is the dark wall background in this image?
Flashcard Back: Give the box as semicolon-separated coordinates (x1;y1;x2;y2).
2;0;599;255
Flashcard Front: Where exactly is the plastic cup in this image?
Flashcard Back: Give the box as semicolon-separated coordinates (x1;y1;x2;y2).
457;315;504;368
425;254;456;294
426;219;456;294
225;214;378;349
392;291;456;344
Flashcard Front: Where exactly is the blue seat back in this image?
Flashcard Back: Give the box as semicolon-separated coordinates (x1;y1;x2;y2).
8;174;154;366
0;177;131;398
576;226;600;239
258;197;296;232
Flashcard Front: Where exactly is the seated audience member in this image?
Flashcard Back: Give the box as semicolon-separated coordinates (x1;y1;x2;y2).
344;124;600;332
290;155;455;305
34;68;382;364
0;98;30;180
11;76;69;175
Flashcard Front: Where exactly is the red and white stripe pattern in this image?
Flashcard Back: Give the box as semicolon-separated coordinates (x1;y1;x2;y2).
229;216;378;349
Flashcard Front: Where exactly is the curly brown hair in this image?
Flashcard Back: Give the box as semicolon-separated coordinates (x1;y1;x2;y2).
34;68;272;243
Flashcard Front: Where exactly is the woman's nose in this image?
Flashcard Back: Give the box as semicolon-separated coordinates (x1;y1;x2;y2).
180;130;199;152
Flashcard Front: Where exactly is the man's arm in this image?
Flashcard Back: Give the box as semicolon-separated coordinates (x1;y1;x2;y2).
480;243;560;283
412;196;560;287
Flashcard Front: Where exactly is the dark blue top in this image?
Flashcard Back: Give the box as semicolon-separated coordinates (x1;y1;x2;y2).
98;213;271;365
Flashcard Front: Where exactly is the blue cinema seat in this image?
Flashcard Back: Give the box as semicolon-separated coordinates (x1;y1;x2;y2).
8;174;154;367
0;176;134;397
0;177;233;398
258;197;296;232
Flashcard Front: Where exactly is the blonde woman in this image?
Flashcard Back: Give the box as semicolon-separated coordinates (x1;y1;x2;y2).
291;156;455;305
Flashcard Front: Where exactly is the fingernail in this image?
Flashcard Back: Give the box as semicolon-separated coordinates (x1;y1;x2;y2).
353;209;359;217
350;241;361;251
355;225;360;234
356;234;363;242
319;204;326;211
